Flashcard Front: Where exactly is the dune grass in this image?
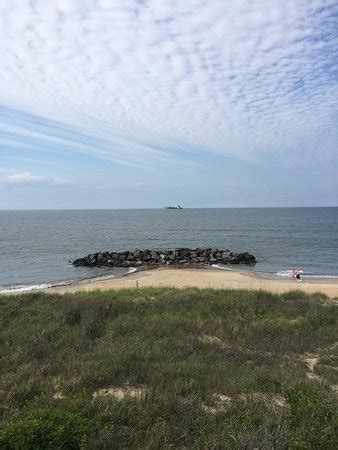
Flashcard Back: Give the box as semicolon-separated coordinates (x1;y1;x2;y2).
0;288;337;449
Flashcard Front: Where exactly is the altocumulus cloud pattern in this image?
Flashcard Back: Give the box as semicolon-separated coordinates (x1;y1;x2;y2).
0;0;338;171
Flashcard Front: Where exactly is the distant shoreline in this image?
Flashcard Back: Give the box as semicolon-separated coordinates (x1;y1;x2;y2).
2;265;338;297
47;266;338;299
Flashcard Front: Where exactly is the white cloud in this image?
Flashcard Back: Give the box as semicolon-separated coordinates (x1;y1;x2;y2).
6;172;66;186
0;0;337;168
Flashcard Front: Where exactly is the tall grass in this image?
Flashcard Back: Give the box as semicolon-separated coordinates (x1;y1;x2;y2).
0;288;337;448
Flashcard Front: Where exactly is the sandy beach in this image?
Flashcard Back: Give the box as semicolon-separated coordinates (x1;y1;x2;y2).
52;267;338;298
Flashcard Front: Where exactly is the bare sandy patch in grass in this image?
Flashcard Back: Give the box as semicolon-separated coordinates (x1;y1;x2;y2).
198;334;225;346
52;377;67;400
202;394;232;414
53;392;66;400
303;354;334;385
240;393;287;407
302;351;338;395
304;355;319;373
303;354;327;383
93;386;147;401
203;392;286;414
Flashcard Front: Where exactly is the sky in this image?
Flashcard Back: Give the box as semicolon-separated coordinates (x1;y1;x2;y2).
0;0;337;209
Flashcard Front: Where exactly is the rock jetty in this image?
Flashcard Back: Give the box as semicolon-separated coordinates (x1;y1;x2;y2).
72;248;256;268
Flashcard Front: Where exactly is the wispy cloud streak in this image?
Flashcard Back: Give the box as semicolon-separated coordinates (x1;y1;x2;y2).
0;0;337;169
6;172;66;186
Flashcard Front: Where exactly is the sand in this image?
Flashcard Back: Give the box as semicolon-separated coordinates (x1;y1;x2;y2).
52;267;338;298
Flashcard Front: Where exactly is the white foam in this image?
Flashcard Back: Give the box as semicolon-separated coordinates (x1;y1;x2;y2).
212;266;338;280
302;274;338;279
274;270;338;279
0;267;138;295
275;270;293;278
211;264;235;271
0;283;52;294
78;267;137;284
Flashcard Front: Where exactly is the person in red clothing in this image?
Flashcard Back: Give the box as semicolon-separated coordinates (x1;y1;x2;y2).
291;268;302;282
291;268;298;279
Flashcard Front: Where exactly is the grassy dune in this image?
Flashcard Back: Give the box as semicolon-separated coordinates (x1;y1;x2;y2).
0;288;337;449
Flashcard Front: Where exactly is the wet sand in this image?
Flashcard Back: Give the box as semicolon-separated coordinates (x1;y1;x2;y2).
52;267;338;298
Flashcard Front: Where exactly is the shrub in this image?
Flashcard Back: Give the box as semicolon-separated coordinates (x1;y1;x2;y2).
0;408;88;449
285;384;337;448
63;308;82;326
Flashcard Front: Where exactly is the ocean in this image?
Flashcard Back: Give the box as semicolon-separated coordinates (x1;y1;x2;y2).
0;207;337;293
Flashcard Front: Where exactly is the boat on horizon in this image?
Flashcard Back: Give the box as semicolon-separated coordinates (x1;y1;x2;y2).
164;205;183;210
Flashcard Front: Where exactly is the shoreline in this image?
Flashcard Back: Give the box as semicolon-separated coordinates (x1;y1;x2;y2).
47;266;338;298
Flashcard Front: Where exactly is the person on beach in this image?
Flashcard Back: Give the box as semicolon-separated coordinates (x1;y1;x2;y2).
291;269;298;280
291;268;302;282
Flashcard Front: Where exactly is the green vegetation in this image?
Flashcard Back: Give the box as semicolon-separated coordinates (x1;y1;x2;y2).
0;288;337;449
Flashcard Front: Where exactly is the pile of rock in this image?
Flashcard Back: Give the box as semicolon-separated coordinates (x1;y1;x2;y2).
72;248;256;268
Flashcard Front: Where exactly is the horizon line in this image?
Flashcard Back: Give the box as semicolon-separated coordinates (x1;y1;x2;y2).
1;206;338;212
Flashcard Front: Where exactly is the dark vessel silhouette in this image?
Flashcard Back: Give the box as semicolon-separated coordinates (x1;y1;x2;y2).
164;205;183;210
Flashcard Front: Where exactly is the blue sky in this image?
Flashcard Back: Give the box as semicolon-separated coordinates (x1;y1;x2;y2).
0;0;337;209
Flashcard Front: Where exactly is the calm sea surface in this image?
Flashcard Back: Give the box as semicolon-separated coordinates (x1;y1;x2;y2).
0;208;337;292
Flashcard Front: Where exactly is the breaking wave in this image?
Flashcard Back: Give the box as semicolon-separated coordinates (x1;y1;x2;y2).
0;267;137;295
211;265;338;280
274;270;338;279
211;264;236;271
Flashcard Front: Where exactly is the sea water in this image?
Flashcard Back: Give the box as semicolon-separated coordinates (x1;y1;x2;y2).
0;207;337;293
